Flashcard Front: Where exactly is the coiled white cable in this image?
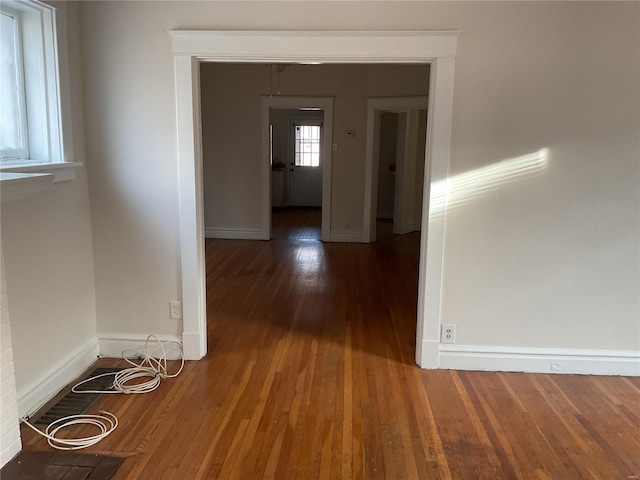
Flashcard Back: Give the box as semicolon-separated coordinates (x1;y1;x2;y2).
21;411;118;450
20;335;183;450
72;335;184;395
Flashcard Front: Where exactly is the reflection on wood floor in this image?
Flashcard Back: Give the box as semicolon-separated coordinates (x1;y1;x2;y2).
272;207;321;240
20;207;640;479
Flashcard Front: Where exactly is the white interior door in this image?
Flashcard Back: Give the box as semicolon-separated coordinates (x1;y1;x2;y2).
289;118;323;207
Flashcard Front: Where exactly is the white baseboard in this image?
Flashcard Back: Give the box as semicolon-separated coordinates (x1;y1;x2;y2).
1;436;21;468
98;333;183;360
438;344;640;376
417;339;439;368
182;331;204;361
17;336;99;417
330;231;362;243
205;227;266;240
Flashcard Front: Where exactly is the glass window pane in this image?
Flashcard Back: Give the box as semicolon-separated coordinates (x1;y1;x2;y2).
0;13;21;151
293;123;321;167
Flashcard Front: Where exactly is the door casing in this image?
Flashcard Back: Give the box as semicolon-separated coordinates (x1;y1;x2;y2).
170;30;459;370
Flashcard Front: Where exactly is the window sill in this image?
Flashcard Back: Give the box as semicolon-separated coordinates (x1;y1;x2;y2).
0;161;82;183
0;172;54;203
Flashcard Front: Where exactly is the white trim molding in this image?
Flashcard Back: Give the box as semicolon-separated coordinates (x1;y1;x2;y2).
171;30;459;62
97;333;183;360
170;30;460;365
0;161;82;183
415;56;457;368
17;335;99;418
205;227;265;240
420;339;440;369
174;54;207;361
439;344;640;376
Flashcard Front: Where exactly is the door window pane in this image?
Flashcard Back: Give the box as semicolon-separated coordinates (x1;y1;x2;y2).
294;125;321;167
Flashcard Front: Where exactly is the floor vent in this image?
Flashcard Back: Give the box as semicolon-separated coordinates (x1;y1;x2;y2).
32;367;123;426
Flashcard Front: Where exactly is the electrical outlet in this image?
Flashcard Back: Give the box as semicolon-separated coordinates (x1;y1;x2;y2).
441;324;456;344
170;301;182;319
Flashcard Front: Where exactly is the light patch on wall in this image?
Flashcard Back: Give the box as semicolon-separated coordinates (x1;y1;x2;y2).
429;148;549;219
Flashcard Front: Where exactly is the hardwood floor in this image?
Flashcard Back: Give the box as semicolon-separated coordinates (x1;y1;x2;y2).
21;208;640;479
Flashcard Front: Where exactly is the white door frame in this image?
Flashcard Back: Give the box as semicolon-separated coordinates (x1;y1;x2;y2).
170;31;459;368
363;96;429;243
262;96;334;241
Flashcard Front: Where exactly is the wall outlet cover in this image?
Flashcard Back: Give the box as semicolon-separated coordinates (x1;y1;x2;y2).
441;324;456;344
170;301;182;319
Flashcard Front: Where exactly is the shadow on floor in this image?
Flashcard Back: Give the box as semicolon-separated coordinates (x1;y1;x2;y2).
0;450;124;480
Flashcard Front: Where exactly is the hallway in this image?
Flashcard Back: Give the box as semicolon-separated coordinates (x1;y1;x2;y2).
203;207;429;478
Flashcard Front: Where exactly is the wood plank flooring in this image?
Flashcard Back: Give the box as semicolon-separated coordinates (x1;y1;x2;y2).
21;208;640;479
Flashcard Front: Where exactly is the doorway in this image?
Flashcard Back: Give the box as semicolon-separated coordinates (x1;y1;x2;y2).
375;109;428;241
262;97;334;242
363;97;429;244
270;111;324;208
171;31;459;367
270;109;325;240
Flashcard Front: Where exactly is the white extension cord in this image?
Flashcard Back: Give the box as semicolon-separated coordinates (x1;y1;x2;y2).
21;335;183;450
21;411;118;451
72;335;185;395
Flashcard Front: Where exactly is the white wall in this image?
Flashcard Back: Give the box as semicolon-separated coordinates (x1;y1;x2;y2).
79;4;183;337
0;1;98;417
77;2;639;366
439;3;640;353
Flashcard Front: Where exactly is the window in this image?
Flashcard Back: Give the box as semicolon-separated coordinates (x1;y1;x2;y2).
294;124;321;167
1;10;28;160
0;0;75;180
